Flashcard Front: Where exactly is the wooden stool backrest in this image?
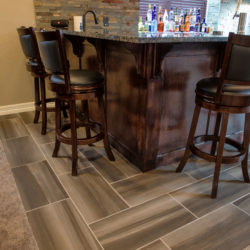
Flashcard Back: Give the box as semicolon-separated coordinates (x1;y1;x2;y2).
17;27;43;72
216;32;250;103
36;30;71;94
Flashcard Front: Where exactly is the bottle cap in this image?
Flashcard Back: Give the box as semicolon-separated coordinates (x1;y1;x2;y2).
149;4;151;8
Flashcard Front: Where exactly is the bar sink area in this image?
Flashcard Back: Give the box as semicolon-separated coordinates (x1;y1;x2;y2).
0;0;250;249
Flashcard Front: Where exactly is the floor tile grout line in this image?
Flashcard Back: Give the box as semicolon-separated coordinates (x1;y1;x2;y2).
23;120;105;250
231;203;250;216
108;172;142;185
25;198;70;214
168;193;199;219
161;239;172;250
160;203;237;240
229;192;250;204
10;159;47;170
77;151;132;208
18;114;250;248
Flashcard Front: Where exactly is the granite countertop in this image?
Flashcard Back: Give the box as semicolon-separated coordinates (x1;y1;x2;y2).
63;28;229;43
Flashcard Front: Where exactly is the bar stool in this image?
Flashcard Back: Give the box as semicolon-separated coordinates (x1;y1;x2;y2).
36;30;115;175
17;27;67;134
176;33;250;198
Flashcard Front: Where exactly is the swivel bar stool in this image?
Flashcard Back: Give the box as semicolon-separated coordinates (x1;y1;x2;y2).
36;30;115;175
17;27;67;134
177;33;250;198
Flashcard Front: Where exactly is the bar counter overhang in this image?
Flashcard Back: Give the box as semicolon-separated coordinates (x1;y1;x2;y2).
62;29;242;172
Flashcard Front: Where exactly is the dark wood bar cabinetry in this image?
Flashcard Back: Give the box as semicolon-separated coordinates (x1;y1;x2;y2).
64;32;242;172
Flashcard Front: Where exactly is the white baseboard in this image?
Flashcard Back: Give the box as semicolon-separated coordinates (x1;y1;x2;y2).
0;102;35;116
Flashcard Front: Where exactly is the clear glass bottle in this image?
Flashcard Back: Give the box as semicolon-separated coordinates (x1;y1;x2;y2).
163;9;169;32
147;4;152;22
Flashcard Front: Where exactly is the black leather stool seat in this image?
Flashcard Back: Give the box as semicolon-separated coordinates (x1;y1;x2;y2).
196;77;250;106
51;70;104;87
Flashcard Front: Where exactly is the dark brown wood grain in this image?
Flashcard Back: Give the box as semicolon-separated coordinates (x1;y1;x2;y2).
66;34;246;173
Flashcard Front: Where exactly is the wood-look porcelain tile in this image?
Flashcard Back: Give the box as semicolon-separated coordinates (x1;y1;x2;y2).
19;111;55;125
112;166;195;206
12;160;68;211
139;240;169;250
170;170;250;217
27;199;102;250
94;146;141;177
234;194;250;215
90;194;195;250
0;114;18;120
0;117;29;140
41;143;92;175
59;167;128;223
79;147;130;182
26;123;55;144
163;205;250;250
168;155;237;180
3;136;44;167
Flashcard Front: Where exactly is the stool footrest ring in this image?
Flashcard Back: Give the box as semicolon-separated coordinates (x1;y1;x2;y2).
56;122;103;146
190;135;246;164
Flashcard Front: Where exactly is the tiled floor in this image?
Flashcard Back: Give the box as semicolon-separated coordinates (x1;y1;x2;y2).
0;111;250;250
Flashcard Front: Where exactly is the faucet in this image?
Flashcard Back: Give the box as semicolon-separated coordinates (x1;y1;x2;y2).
82;9;99;32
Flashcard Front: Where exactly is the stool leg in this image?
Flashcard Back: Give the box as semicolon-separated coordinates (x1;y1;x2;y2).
241;113;250;183
52;99;61;157
211;112;229;198
82;100;91;140
210;112;222;156
40;77;47;135
62;101;68;118
69;100;78;176
34;77;40;124
98;96;115;161
176;104;201;173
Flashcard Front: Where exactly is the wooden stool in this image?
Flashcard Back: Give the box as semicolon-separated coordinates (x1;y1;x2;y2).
176;33;250;198
17;27;67;134
36;30;115;175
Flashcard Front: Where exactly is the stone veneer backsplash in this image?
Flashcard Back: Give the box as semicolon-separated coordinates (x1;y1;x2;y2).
34;0;139;32
206;0;250;34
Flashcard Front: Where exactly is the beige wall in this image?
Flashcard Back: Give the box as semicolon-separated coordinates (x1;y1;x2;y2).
0;0;36;106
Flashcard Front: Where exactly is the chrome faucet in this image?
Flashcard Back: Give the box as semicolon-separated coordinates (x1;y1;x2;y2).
82;9;99;32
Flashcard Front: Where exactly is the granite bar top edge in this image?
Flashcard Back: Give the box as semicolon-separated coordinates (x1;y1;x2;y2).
63;30;228;44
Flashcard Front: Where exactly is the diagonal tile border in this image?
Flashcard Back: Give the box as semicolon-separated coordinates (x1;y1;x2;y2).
12;160;68;211
90;194;195;250
27;199;102;250
162;205;250;250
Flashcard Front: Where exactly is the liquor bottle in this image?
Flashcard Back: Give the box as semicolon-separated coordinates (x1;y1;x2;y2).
138;16;144;32
189;8;196;32
169;7;174;21
152;18;158;33
195;21;201;32
201;18;206;32
184;9;188;24
158;17;164;32
192;8;197;23
163;9;169;32
179;9;184;24
174;8;179;23
152;5;157;21
184;15;190;32
147;4;152;22
157;6;163;23
196;8;201;24
144;17;149;32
